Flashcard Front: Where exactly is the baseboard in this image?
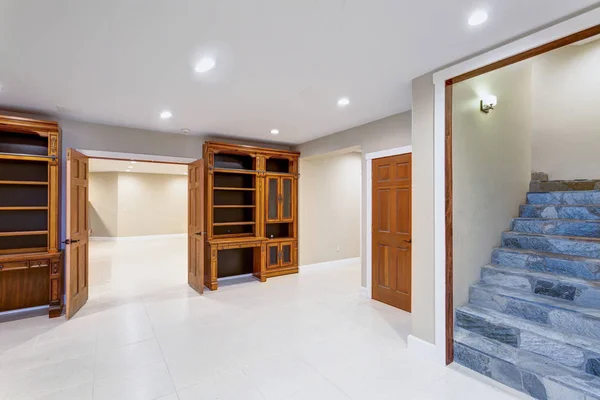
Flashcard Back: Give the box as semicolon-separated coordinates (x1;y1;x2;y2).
407;334;437;361
90;233;186;242
358;286;371;299
0;305;48;323
300;257;360;271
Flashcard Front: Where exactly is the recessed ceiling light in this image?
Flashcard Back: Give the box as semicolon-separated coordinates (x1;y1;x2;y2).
468;10;488;26
270;129;280;135
131;161;137;164
181;128;191;134
127;165;133;169
160;110;172;119
337;97;350;107
194;57;216;73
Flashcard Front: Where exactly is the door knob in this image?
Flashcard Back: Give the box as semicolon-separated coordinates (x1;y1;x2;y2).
403;239;412;244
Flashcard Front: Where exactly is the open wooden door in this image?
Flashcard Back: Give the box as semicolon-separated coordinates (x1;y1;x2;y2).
188;159;204;294
65;149;90;319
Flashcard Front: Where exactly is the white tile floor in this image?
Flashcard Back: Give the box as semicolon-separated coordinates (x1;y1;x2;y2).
0;237;526;400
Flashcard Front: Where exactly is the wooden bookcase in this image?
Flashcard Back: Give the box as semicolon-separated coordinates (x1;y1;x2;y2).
203;141;299;290
0;115;62;317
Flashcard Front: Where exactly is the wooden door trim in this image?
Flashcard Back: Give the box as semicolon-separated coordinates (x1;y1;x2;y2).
439;22;600;365
365;145;413;300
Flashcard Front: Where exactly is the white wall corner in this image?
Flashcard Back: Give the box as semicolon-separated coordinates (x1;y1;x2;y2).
358;286;371;299
407;334;437;362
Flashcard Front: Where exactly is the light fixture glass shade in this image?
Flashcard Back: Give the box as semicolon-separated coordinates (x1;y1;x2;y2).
482;94;498;107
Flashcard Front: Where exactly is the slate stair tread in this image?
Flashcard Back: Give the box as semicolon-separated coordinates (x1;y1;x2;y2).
483;264;600;290
505;231;600;243
514;218;600;223
494;247;600;264
455;327;600;399
471;282;600;319
457;303;600;359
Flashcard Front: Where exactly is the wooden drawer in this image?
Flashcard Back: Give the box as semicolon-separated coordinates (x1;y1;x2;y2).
0;261;28;271
29;259;49;268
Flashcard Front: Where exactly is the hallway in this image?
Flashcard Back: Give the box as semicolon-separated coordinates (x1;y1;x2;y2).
0;242;524;399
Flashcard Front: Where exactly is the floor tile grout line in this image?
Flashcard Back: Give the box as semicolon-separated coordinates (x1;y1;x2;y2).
298;357;354;400
141;297;179;399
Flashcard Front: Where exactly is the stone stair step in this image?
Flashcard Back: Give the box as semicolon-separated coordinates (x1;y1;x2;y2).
481;264;600;307
527;191;600;205
492;247;600;281
469;283;600;341
530;179;600;193
512;218;600;239
454;327;600;399
502;231;600;258
520;204;600;220
456;305;600;374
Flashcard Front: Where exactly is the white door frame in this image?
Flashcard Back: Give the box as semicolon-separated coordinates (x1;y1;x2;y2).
365;145;412;299
430;9;600;365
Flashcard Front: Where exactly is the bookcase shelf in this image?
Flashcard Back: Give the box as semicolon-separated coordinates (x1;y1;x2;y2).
213;221;256;227
0;115;62;317
0;180;48;185
214;187;256;191
0;230;49;237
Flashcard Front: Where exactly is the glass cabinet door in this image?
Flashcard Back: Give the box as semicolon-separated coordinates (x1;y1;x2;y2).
266;177;280;222
281;177;293;221
267;243;279;268
280;242;293;267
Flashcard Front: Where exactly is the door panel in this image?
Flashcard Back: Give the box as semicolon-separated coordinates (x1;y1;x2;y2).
372;153;412;312
280;242;293;267
66;149;89;319
188;160;204;294
266;243;279;269
266;177;280;222
281;177;293;221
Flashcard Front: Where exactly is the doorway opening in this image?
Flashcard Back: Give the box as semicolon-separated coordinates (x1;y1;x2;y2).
87;158;188;305
439;24;600;366
64;150;204;318
298;148;362;293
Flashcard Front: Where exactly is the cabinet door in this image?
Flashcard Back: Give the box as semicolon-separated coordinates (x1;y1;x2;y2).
266;177;280;222
280;242;293;267
280;177;293;222
266;243;280;269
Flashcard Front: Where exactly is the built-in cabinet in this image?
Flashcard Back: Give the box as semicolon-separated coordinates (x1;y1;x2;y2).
0;115;63;317
203;141;299;290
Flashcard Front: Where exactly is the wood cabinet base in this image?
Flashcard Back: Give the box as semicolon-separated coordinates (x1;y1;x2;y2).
0;251;63;317
264;265;299;279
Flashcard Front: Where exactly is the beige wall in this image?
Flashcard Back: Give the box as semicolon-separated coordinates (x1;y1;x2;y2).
453;63;533;308
531;39;600;180
89;172;187;238
411;73;436;344
295;112;412;284
89;172;119;237
299;152;361;265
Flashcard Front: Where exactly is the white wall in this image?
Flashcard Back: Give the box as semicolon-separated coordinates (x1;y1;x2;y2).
89;172;119;237
531;39;600;180
299;152;361;265
89;172;187;238
295;112;412;285
452;62;533;308
411;73;436;344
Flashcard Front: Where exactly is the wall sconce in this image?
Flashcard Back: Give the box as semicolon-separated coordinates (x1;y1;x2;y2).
480;95;497;114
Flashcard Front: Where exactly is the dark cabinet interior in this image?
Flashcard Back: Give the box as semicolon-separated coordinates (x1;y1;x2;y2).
214;153;254;170
217;248;254;278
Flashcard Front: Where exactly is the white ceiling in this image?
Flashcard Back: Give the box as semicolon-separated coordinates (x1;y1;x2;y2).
0;1;597;144
89;159;187;175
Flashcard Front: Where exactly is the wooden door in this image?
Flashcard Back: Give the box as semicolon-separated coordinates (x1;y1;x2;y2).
66;149;89;319
279;241;293;267
372;153;412;312
266;243;279;269
188;160;204;294
280;177;293;222
266;176;281;222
